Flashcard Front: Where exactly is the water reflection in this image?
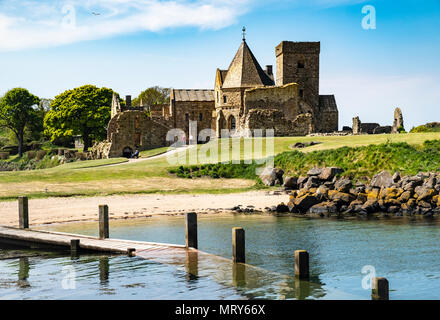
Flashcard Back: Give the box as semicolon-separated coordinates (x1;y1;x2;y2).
17;257;30;288
99;256;110;286
185;250;198;281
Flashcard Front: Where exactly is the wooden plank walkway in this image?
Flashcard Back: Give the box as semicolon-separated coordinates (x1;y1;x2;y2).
0;225;191;255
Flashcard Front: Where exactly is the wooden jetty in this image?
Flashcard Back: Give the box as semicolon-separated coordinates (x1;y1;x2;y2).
0;197;387;300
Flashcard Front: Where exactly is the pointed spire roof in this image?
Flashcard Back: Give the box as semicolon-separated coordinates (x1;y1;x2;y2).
222;40;274;89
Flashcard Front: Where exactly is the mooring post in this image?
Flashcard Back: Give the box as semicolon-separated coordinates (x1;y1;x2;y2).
18;196;29;229
232;227;245;263
185;212;198;249
99;205;109;239
127;248;136;257
70;239;80;253
294;250;309;280
372;277;389;300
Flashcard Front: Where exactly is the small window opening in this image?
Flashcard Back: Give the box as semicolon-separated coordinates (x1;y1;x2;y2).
298;61;305;69
199;113;203;121
223;95;227;103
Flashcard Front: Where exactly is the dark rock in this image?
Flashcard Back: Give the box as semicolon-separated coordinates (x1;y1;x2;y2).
309;202;338;215
362;200;380;213
334;179;352;193
371;171;394;188
415;187;437;201
323;181;335;189
318;167;344;181
392;172;401;183
388;206;399;213
424;175;436;188
418;200;432;209
259;167;283;186
294;195;320;212
307;167;322;177
297;176;308;187
283;176;298;190
276;203;289;213
328;191;356;204
304;176;320;189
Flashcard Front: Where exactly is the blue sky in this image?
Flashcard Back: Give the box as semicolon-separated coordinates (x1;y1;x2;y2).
0;0;439;129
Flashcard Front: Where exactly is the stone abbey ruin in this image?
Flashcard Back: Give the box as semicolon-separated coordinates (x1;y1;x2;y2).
92;38;339;158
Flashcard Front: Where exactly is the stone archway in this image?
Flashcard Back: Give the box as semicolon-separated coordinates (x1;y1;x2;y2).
122;146;133;158
216;111;227;137
228;115;237;131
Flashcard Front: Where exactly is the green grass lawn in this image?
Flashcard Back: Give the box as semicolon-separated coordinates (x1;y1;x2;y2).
1;132;439;199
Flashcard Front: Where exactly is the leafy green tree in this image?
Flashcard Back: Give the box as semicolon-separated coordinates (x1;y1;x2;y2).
132;86;170;107
0;88;40;157
44;85;118;151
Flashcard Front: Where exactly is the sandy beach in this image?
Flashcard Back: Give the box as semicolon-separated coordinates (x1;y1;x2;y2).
0;191;287;227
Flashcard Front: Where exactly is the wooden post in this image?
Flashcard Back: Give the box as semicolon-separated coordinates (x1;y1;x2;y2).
185;212;197;249
18;196;29;229
294;250;309;280
127;248;136;257
99;205;109;239
372;277;389;300
232;227;245;263
70;239;80;253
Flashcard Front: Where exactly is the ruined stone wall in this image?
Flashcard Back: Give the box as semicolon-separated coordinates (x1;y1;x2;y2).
315;109;338;133
150;103;169;118
173;101;216;139
244;109;313;137
392;107;404;133
107;110;170;158
275;41;320;109
243;83;300;121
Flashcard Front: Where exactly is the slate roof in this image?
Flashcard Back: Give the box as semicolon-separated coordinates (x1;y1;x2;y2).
319;95;338;112
222;40;275;89
171;89;215;102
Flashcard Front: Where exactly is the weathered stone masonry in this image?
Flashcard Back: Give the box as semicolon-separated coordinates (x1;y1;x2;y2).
95;37;340;158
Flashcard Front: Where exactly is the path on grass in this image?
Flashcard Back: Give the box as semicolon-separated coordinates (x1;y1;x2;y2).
97;145;193;168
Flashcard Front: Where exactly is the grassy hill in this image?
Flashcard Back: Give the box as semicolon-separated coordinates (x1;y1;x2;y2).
0;132;439;200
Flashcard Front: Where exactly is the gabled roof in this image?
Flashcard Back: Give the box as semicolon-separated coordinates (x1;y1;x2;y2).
171;89;214;102
222;41;274;89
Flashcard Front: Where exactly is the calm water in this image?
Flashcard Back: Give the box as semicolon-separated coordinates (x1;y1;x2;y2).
1;214;440;299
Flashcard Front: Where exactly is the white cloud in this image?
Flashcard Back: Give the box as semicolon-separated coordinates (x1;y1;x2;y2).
0;0;251;51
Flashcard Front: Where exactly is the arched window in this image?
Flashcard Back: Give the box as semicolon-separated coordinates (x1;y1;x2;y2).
229;116;236;130
298;60;305;69
223;95;227;103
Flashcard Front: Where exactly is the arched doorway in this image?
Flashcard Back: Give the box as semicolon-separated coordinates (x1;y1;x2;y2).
216;112;227;137
228;115;236;131
122;146;133;158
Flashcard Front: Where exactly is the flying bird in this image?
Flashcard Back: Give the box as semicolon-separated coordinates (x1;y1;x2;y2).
91;12;101;16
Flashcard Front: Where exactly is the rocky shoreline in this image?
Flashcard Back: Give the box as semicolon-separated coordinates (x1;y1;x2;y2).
262;167;440;218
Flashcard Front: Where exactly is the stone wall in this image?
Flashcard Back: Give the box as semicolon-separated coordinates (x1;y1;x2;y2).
392;107;404;133
243;83;301;121
173;101;216;139
275;41;320;110
244;109;313;136
106;110;171;158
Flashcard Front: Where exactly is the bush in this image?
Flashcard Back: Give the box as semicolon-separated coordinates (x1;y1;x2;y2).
168;162;259;180
274;140;440;179
410;123;440;133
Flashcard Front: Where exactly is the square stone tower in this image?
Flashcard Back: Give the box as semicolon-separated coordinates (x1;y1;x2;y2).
275;41;320;110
